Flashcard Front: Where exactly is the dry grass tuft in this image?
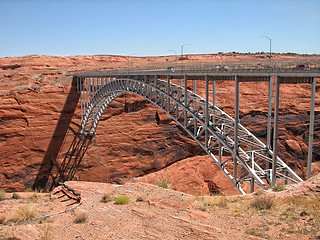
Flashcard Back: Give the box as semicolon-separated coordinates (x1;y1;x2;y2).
10;204;38;223
74;212;88;224
155;177;170;189
197;196;229;210
0;215;6;224
272;184;286;192
245;227;267;238
0;190;6;201
136;195;147;202
28;194;39;203
100;193;114;203
38;224;53;240
250;196;273;210
253;188;266;196
0;228;20;240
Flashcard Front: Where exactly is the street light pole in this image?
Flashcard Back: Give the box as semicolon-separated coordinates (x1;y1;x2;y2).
181;43;191;72
261;35;272;69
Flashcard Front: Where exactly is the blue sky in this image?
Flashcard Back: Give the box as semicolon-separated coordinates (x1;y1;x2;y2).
0;0;319;57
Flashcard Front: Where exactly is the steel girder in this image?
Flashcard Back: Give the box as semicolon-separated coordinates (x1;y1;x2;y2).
77;75;302;194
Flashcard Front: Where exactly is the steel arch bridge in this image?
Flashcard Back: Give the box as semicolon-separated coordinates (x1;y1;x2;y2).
55;68;318;194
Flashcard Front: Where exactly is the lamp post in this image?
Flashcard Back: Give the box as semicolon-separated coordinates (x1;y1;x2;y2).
181;43;191;72
169;50;177;69
261;35;272;69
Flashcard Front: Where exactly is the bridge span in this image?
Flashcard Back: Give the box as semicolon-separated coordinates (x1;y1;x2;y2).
55;68;318;194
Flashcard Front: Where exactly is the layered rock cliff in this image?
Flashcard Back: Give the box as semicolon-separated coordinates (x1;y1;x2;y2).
0;54;319;195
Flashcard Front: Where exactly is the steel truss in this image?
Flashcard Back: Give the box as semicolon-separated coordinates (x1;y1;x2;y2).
70;72;312;194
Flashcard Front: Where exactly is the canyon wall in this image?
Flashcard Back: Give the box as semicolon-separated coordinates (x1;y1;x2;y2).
0;54;319;195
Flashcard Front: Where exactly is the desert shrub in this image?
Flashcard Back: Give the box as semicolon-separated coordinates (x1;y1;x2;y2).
0;215;6;224
28;194;39;202
155;177;170;189
114;195;130;205
12;193;20;199
253;188;266;196
100;193;113;203
272;184;286;192
38;224;53;240
74;212;88;224
251;196;273;210
136;196;147;202
198;196;228;209
11;204;38;223
245;227;268;238
0;190;6;201
34;187;44;193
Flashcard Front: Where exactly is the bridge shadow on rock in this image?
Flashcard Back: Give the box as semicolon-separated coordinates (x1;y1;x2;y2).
50;130;93;189
32;76;82;191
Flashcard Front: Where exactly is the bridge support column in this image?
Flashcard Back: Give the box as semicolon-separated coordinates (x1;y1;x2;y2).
266;76;273;179
212;80;216;106
272;76;280;187
267;76;273;151
205;75;209;148
79;77;83;125
167;75;170;112
234;76;239;182
213;80;216;126
184;75;188;126
85;77;89;115
307;77;316;179
194;79;197;109
154;75;158;102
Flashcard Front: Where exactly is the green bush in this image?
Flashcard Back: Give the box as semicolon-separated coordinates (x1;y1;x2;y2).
114;195;130;205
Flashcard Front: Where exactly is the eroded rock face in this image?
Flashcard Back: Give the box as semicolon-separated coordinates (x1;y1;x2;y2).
134;155;238;196
0;54;319;195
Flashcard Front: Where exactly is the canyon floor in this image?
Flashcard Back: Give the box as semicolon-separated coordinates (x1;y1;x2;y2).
0;173;320;240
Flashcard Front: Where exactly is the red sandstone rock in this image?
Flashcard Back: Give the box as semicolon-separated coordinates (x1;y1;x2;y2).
134;155;238;196
0;54;319;195
273;173;320;199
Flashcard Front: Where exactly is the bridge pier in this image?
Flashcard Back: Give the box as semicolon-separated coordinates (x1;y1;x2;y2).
266;76;273;181
307;77;316;179
184;75;188;127
205;75;209;149
271;76;280;187
234;75;239;187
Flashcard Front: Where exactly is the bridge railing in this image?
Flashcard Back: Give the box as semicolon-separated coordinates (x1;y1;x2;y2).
75;63;320;77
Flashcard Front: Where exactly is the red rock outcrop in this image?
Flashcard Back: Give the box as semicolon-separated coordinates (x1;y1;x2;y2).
0;54;319;195
134;155;238;196
272;173;320;199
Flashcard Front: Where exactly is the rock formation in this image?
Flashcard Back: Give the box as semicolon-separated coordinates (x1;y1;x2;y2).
0;54;319;195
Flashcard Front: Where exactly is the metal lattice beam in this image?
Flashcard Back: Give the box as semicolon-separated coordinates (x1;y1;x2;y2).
70;71;316;194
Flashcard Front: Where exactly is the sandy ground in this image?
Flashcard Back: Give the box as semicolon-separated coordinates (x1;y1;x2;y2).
0;178;319;240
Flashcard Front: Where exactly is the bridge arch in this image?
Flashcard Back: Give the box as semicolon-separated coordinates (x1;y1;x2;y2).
72;76;301;194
